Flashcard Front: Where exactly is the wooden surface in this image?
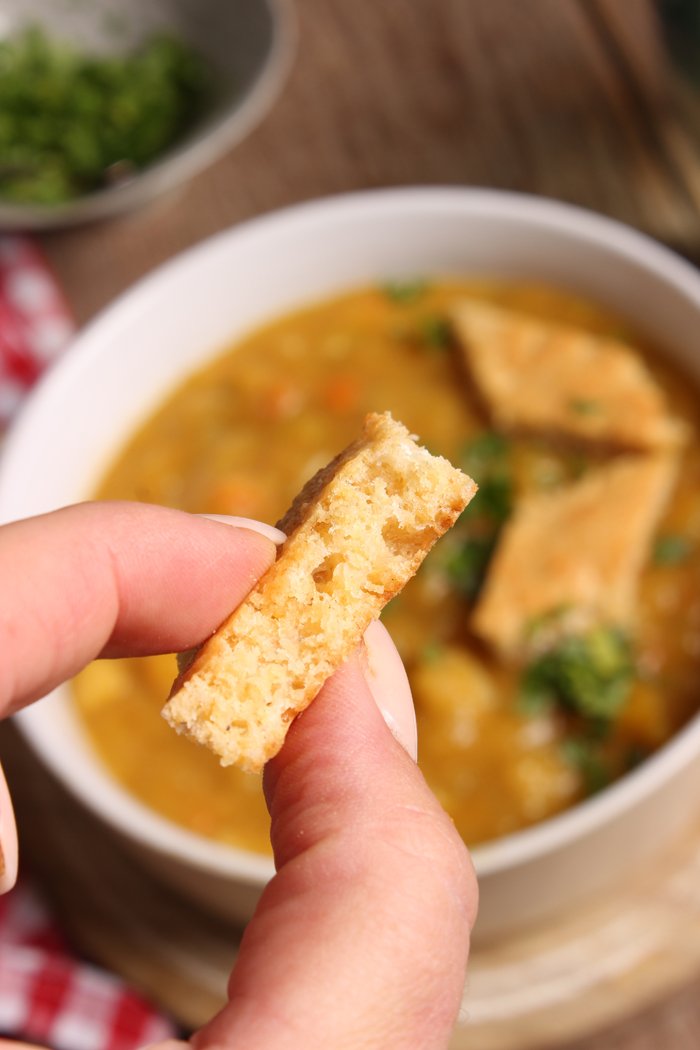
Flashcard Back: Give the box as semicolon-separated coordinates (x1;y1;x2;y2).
38;0;700;322
8;0;700;1046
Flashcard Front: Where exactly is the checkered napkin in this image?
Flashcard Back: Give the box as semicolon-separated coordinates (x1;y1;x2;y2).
0;236;177;1047
0;883;176;1049
0;235;76;430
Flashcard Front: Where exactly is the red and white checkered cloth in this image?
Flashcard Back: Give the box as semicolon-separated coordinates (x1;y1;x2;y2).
0;236;75;430
0;883;176;1048
0;236;178;1047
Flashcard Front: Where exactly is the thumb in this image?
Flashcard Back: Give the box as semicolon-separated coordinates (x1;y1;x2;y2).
191;622;477;1050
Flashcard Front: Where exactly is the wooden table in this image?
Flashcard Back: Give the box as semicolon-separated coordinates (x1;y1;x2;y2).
7;0;700;1046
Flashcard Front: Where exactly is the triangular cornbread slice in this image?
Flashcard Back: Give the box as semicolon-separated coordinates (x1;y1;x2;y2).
472;455;676;658
163;412;476;772
451;299;685;450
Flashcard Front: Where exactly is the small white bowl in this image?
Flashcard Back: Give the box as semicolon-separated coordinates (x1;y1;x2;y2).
3;188;700;940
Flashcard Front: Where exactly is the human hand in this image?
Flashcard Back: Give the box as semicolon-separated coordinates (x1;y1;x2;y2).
0;501;477;1050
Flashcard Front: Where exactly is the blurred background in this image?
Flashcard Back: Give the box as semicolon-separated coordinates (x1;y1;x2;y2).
3;1;700;1049
33;0;700;318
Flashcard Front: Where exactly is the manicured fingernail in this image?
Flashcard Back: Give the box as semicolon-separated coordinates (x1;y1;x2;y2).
199;514;286;545
362;620;418;760
0;764;18;894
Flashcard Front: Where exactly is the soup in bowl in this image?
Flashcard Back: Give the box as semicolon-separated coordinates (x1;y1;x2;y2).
4;189;700;939
72;279;700;852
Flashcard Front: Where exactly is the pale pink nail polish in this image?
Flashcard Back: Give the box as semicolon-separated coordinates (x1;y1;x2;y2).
362;620;418;760
199;513;286;545
0;764;18;894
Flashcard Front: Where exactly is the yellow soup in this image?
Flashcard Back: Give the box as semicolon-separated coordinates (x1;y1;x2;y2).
72;281;700;851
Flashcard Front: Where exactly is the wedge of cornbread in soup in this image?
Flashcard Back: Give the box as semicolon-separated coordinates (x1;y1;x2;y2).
450;299;686;450
472;454;677;659
163;412;476;772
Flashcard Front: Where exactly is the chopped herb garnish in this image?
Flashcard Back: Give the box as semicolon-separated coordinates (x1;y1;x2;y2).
0;26;212;205
517;680;555;716
460;432;510;475
460;474;512;526
459;432;513;527
519;626;634;723
443;535;498;600
561;737;611;795
382;279;429;303
443;431;514;601
569;398;602;416
653;533;693;566
418;315;453;350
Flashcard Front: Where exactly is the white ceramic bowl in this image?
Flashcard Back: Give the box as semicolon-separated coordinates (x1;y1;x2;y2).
3;188;700;941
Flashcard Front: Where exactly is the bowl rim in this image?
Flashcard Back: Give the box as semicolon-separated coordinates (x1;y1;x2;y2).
0;0;297;231
7;184;700;880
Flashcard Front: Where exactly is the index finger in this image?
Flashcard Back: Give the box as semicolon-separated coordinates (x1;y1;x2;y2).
0;501;277;713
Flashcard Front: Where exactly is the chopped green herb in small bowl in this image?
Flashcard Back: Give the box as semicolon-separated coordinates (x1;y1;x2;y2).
0;28;212;207
0;0;293;228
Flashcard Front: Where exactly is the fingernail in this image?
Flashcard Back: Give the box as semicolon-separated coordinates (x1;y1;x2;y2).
362;620;418;761
0;765;18;894
199;514;286;546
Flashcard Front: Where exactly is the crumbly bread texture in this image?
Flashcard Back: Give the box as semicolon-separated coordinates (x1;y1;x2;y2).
163;412;476;772
472;454;677;659
450;299;686;451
